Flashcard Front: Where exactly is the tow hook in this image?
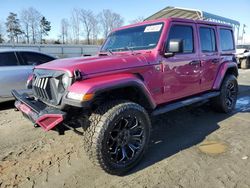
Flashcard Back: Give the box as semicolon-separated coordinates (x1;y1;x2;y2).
33;124;39;128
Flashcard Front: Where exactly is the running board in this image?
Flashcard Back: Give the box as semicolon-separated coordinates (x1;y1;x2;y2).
152;92;220;116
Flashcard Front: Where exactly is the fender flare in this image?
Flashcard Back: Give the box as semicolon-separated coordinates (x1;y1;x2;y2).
212;62;238;90
67;73;157;109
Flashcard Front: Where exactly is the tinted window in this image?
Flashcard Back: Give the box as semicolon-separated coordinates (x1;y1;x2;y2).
20;52;54;65
0;52;18;66
168;25;194;53
219;29;234;51
200;27;216;52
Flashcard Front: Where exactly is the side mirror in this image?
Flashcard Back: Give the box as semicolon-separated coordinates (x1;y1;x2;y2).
164;39;184;57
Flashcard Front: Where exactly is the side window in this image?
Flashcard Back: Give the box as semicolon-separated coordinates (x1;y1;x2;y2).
20;52;54;65
0;52;18;66
199;27;216;52
167;25;194;53
219;29;234;51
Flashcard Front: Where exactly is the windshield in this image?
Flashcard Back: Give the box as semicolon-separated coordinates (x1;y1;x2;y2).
101;23;164;52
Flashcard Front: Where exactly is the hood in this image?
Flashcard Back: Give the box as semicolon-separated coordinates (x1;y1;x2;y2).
36;53;153;77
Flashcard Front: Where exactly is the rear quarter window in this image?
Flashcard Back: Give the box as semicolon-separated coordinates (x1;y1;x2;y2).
219;29;234;51
20;52;54;65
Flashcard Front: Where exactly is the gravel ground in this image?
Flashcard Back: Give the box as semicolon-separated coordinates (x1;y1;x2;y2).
0;69;250;188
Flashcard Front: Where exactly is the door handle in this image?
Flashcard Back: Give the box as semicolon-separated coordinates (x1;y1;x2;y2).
211;59;220;64
189;60;200;66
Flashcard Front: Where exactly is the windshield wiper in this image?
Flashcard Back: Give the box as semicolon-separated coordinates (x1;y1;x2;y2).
102;47;136;54
125;46;134;54
107;49;114;55
99;49;114;56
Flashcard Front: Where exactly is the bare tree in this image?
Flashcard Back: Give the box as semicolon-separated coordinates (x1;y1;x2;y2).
129;16;144;24
71;9;81;44
25;7;42;44
79;9;98;44
20;9;30;43
99;9;124;38
90;16;99;44
61;18;69;44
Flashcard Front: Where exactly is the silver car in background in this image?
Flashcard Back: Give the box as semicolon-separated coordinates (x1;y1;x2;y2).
0;49;55;102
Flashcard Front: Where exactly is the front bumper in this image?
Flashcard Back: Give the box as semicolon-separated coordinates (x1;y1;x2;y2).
12;90;66;131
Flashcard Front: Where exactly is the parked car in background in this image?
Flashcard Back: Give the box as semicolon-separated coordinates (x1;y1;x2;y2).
0;49;55;102
236;44;250;69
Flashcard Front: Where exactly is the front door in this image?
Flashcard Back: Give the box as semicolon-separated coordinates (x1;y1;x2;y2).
161;23;201;102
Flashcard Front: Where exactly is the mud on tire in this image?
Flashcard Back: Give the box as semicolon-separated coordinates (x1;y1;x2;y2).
211;74;238;113
82;101;151;175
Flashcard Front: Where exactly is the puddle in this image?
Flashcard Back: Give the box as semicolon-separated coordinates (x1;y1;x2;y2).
236;96;250;112
198;141;227;154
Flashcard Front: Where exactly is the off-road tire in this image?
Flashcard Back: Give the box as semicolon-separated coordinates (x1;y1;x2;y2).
211;75;238;113
241;58;250;69
82;100;151;175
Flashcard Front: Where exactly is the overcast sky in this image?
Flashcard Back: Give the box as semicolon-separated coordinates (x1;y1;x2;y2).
1;0;250;43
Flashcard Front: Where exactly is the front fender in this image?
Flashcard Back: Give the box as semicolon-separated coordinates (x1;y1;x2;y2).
67;73;156;108
212;62;238;90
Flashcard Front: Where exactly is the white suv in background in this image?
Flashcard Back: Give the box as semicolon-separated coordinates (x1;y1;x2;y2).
236;45;250;69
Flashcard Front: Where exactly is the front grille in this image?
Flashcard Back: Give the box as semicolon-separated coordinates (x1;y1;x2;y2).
33;77;52;100
32;69;70;106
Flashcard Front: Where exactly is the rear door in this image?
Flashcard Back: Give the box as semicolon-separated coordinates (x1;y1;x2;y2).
0;52;30;98
198;24;220;91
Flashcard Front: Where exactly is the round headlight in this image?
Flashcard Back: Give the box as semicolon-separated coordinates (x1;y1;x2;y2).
62;75;68;89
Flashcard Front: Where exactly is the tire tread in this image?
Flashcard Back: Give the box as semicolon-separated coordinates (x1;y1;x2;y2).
82;100;150;175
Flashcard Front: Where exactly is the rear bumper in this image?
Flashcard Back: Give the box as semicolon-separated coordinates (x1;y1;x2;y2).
12;90;66;131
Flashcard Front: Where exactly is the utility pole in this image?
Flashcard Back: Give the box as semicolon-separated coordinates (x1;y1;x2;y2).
242;24;246;44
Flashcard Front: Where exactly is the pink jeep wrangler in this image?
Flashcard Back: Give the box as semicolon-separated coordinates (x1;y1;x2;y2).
12;18;238;175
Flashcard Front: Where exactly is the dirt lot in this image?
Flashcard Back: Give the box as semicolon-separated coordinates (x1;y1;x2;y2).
0;70;250;188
